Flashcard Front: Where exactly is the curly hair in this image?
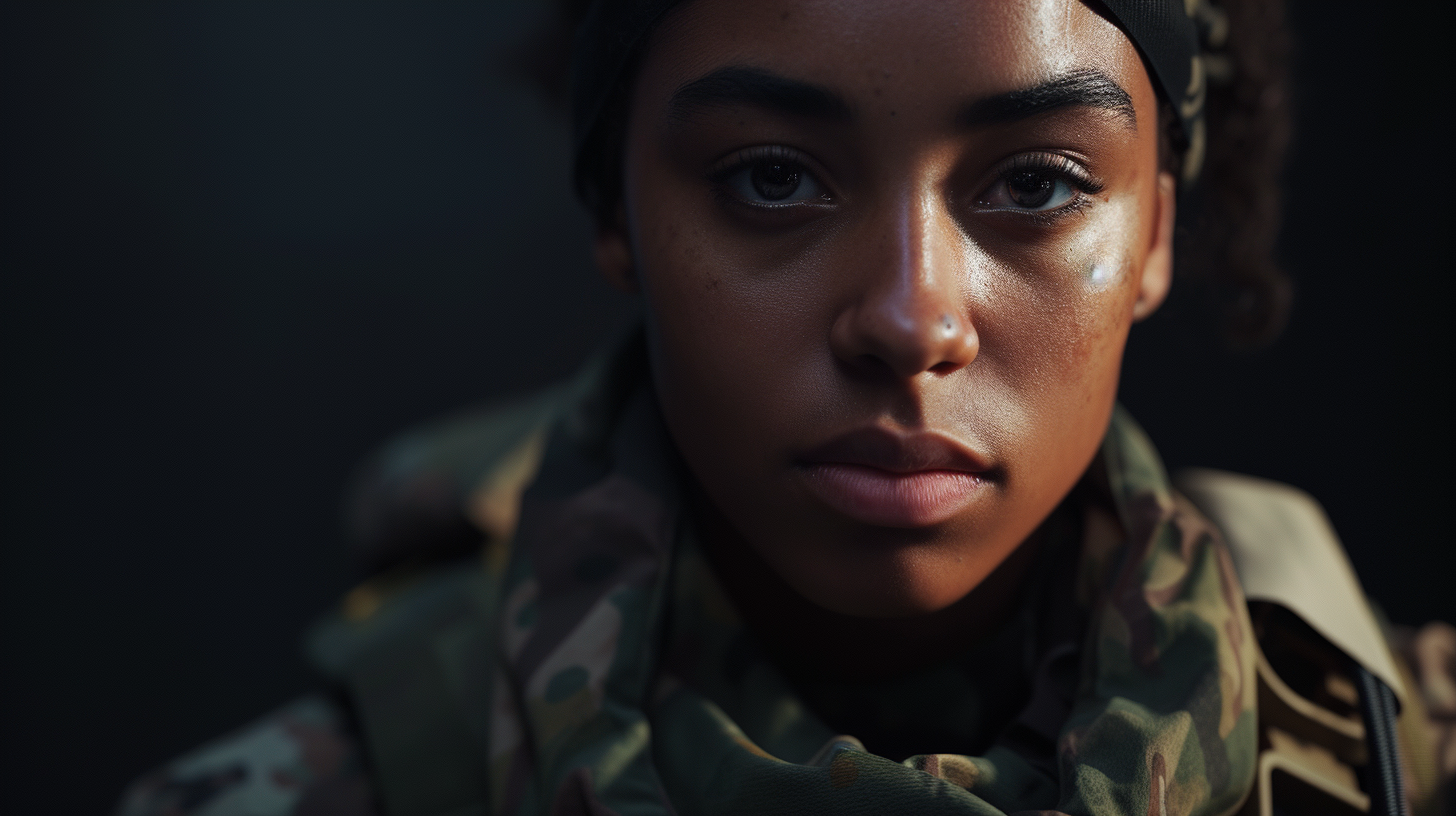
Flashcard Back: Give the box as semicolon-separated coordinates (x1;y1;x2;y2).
520;0;1293;346
1177;0;1294;346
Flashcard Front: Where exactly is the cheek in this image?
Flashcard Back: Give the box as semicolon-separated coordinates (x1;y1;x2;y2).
1067;202;1147;372
633;176;738;360
631;165;841;398
629;188;819;472
1015;203;1141;375
973;203;1144;463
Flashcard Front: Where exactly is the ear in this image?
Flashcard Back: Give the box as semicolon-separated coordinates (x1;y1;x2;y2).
593;204;638;293
1132;171;1175;321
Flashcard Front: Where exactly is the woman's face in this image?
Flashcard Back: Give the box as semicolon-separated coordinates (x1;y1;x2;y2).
601;0;1174;618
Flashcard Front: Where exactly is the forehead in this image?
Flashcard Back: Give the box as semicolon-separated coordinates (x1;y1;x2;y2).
637;0;1154;122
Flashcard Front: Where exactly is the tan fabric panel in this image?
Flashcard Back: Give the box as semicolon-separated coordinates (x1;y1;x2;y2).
1175;468;1407;709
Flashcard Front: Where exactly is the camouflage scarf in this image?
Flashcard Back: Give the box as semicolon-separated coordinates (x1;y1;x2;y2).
484;339;1257;816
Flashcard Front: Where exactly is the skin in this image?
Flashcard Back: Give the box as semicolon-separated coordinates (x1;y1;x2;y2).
595;0;1175;678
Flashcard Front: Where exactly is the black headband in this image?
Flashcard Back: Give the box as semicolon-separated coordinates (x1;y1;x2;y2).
1097;0;1228;183
570;0;1224;194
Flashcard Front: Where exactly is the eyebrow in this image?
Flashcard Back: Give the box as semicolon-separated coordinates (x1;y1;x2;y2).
667;66;853;124
956;68;1136;130
667;65;1136;131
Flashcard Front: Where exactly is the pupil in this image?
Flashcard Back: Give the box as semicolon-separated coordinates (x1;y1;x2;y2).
1009;171;1054;208
752;162;800;201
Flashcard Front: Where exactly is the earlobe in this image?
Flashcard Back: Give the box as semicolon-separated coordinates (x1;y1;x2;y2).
593;205;638;293
1132;171;1176;322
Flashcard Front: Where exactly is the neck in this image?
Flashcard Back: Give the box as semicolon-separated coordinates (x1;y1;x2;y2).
693;490;1048;684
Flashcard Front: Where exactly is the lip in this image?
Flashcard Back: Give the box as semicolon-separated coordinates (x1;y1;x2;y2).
794;427;992;528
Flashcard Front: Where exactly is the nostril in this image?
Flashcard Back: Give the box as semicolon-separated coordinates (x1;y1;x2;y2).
831;304;978;379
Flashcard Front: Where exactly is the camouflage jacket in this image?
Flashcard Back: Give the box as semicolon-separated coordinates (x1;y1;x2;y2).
127;331;1407;816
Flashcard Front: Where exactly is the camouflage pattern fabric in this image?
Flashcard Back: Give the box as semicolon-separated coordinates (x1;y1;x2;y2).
482;336;1257;816
115;696;377;816
118;334;1259;815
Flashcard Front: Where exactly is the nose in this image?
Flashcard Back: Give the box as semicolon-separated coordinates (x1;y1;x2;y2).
829;197;978;379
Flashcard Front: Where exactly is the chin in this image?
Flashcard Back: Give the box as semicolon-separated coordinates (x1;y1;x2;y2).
806;580;975;619
780;540;990;619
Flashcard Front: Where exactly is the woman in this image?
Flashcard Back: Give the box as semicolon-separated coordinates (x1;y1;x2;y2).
116;1;1452;814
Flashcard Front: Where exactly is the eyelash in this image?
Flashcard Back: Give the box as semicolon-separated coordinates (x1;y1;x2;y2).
707;145;833;210
978;152;1105;223
710;145;810;182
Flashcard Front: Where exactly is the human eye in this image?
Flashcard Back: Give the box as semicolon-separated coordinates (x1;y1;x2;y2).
975;152;1104;217
710;146;834;211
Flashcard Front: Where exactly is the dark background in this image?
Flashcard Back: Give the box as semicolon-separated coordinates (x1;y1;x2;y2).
3;2;1452;813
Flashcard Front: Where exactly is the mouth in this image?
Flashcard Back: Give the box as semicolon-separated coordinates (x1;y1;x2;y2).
794;427;993;528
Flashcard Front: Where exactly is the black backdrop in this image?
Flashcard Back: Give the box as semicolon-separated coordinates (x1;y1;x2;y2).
3;2;1452;813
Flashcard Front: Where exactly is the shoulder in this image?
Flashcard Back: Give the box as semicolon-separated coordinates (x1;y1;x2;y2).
1173;469;1456;815
114;341;640;816
342;382;570;576
339;332;642;574
114;695;377;816
1173;467;1406;700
